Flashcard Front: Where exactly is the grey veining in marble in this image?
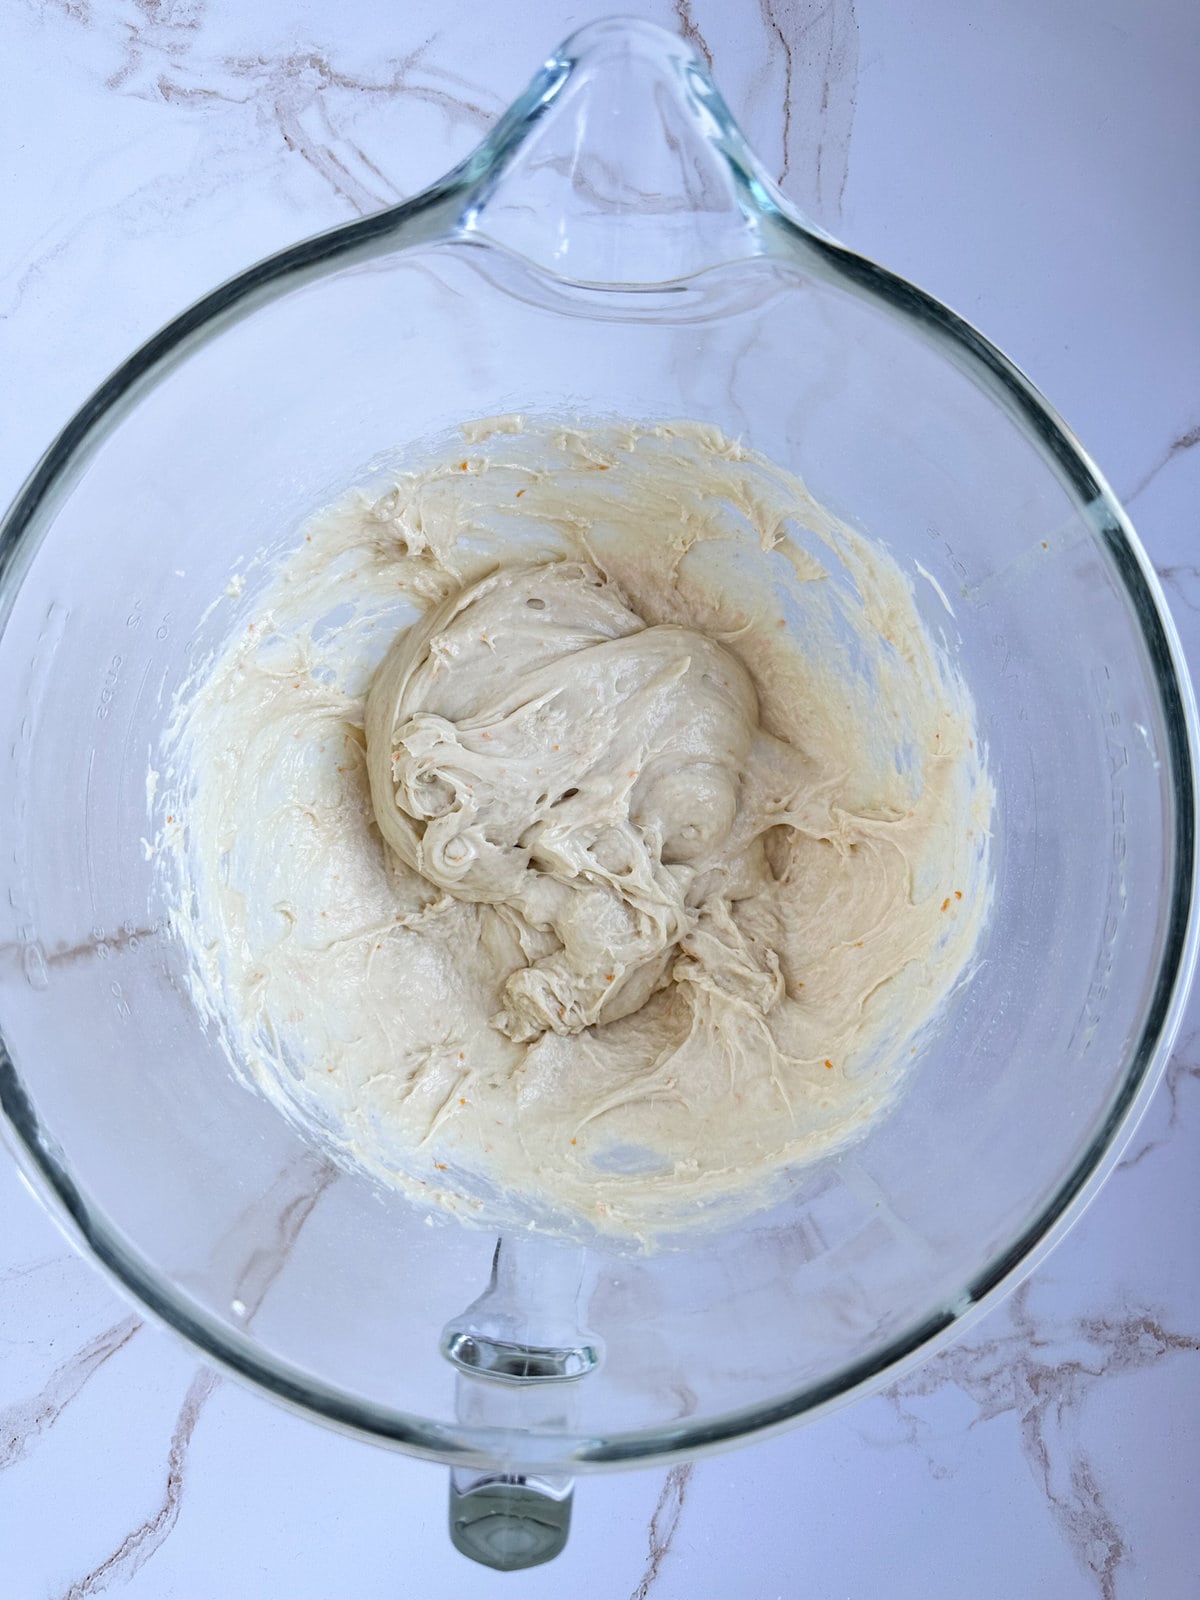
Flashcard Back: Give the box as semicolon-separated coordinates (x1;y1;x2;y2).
1;2;1197;1597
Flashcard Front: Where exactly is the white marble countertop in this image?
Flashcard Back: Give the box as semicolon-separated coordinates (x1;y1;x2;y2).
2;2;1198;1595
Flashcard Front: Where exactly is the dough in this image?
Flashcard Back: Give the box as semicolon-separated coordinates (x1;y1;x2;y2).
162;418;991;1245
364;559;792;1043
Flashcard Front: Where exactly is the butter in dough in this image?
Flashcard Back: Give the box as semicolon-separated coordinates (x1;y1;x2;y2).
365;559;793;1044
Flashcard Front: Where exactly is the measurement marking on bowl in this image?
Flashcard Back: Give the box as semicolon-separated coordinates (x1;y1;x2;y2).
10;604;69;992
1067;665;1130;1054
84;745;100;921
95;651;123;721
109;979;131;1020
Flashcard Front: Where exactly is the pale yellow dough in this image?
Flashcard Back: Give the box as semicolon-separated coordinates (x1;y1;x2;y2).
164;418;991;1244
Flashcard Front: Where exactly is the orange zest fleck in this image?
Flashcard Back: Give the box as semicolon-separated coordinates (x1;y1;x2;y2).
941;897;951;912
954;889;963;900
515;488;526;498
459;460;468;471
434;1162;447;1171
604;973;614;984
166;815;174;824
824;1058;834;1070
570;1137;577;1146
458;1097;467;1106
458;1051;465;1061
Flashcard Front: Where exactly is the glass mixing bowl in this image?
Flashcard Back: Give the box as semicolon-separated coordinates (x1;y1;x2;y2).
0;18;1196;1571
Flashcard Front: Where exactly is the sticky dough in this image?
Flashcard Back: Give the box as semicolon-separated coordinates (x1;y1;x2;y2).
365;560;793;1043
164;417;991;1245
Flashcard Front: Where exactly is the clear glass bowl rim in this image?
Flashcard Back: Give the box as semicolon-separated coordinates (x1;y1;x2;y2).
0;18;1196;1471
